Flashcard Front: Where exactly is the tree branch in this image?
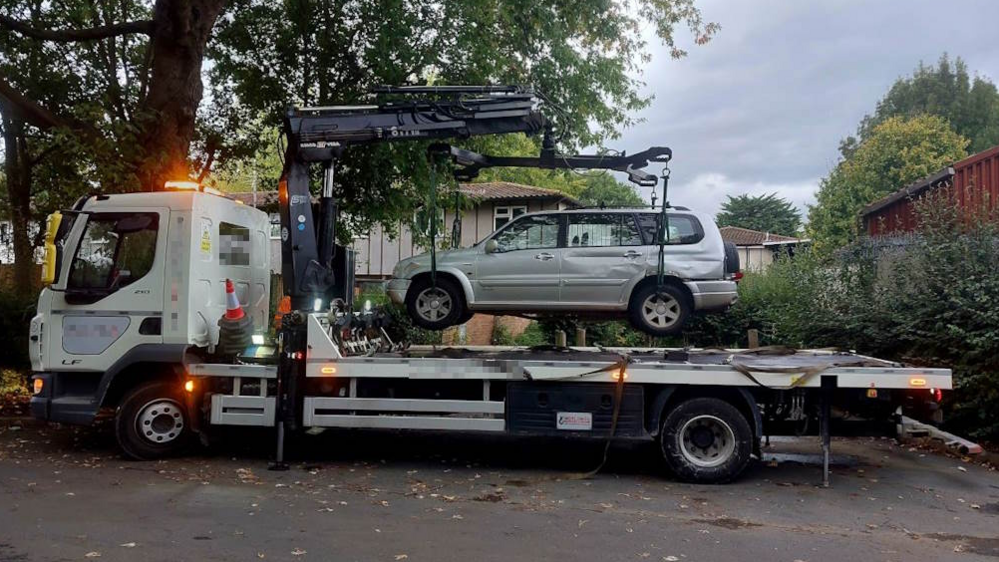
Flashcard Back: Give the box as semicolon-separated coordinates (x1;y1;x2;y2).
0;14;153;42
0;76;100;140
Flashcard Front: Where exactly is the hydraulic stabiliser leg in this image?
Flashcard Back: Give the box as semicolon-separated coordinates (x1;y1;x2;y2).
820;376;835;487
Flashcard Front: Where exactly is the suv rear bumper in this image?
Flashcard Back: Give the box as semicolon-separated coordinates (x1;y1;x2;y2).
685;280;738;311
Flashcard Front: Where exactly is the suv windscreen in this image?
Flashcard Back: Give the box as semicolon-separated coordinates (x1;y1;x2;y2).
68;213;158;293
637;213;704;245
567;213;642;247
491;214;560;251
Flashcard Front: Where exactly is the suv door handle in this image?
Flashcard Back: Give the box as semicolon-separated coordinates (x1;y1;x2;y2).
622;250;643;258
534;252;555;261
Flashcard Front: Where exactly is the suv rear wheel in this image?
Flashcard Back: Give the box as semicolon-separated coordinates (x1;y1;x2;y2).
628;283;691;336
406;276;465;330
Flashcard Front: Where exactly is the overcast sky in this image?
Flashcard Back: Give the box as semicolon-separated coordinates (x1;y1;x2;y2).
611;0;999;220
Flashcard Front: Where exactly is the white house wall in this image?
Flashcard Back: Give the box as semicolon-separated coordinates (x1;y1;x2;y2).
351;199;563;279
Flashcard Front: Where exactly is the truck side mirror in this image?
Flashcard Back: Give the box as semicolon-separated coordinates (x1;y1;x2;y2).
485;239;500;253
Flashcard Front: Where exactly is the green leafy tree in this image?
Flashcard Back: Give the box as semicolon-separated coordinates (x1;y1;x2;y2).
206;0;716;236
840;54;999;157
808;114;968;251
575;172;645;207
715;193;800;236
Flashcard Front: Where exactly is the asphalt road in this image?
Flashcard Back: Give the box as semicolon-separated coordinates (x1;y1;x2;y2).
1;420;997;562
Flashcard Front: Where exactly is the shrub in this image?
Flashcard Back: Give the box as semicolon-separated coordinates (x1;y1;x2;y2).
0;290;35;370
679;197;999;439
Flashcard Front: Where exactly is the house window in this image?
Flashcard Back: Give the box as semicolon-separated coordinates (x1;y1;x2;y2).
494;205;527;231
269;213;281;240
415;207;446;238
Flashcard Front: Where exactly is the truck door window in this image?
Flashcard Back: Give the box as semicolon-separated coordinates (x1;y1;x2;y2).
492;215;559;251
220;222;251;266
637;213;704;245
567;213;642;247
68;213;158;293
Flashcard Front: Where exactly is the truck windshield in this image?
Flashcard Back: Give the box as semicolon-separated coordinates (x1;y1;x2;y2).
68;213;158;292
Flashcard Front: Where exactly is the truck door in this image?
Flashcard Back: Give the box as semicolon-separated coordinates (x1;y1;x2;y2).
45;209;169;373
560;213;646;306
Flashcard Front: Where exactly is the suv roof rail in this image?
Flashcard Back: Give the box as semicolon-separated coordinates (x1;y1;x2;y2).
566;204;691;211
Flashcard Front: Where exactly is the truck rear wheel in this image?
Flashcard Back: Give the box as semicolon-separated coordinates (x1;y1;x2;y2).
659;397;752;484
115;381;192;460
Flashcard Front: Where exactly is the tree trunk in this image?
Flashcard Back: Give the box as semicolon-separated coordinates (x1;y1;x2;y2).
2;116;36;296
136;0;226;189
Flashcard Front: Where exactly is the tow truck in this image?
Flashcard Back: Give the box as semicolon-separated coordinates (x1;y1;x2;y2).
28;86;951;484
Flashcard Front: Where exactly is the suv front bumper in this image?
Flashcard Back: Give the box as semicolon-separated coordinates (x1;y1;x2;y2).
386;278;410;305
685;280;739;311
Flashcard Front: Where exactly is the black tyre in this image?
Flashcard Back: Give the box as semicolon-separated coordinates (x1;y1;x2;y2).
115;381;192;460
405;276;465;330
659;397;753;484
628;282;691;336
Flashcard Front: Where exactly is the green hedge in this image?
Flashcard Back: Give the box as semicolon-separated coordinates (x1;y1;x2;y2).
684;200;999;439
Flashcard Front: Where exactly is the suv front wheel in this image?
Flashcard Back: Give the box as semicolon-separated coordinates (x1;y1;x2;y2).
406;276;466;330
628;283;691;336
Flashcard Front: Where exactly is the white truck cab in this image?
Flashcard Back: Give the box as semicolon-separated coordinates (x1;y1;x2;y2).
30;188;270;425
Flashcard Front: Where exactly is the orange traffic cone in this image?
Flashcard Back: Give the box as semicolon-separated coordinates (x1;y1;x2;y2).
217;279;252;357
224;279;245;320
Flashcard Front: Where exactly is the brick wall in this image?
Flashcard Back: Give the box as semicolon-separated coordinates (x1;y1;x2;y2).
442;314;531;345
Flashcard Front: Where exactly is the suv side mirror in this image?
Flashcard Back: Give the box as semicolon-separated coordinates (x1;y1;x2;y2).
485;239;500;253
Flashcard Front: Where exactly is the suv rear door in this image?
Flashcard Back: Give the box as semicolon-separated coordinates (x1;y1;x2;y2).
560;212;646;306
636;212;710;278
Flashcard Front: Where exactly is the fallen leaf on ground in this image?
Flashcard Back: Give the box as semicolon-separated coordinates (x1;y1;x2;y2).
395;555;408;560
291;548;307;556
118;543;136;548
84;553;101;558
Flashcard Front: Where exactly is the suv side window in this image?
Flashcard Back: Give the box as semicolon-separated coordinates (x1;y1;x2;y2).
68;213;158;292
637;213;704;245
567;213;643;247
492;214;560;251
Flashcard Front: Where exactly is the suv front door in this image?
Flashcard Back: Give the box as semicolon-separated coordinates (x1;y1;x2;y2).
560;213;646;306
473;214;562;305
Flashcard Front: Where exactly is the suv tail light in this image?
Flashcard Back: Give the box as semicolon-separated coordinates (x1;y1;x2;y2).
730;271;744;282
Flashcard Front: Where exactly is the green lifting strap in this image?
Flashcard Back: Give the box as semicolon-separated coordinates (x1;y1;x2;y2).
428;158;438;289
656;164;672;292
451;188;462;249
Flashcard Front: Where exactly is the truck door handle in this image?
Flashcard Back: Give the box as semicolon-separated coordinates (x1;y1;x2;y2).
534;252;555;261
623;250;643;258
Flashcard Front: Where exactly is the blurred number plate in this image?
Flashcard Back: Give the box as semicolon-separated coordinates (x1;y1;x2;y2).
556;412;592;431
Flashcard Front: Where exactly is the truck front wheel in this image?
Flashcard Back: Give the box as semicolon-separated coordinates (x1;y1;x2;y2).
115;381;192;460
659;397;752;484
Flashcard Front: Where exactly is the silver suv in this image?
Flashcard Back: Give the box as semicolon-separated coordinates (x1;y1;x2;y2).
387;208;739;336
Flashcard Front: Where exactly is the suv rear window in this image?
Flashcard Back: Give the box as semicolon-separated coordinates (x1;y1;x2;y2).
567;213;643;247
637;213;704;245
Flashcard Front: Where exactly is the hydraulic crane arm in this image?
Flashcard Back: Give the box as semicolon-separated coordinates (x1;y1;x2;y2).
278;86;672;311
279;87;549;310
